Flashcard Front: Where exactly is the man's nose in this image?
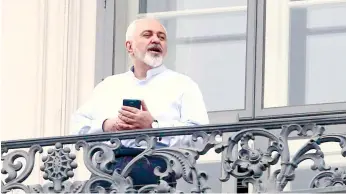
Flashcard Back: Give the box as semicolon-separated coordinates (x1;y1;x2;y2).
151;35;160;43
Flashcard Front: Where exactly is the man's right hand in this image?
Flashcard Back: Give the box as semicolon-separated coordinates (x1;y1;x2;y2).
102;117;134;132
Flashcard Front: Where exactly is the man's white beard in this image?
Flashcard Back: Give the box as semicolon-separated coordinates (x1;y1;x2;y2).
135;50;163;68
143;52;163;68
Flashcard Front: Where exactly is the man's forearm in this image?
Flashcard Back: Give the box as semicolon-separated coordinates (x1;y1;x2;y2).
70;113;106;135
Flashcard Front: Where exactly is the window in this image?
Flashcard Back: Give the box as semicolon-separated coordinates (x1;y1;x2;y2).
255;0;346;118
99;0;346;123
139;0;253;123
110;0;257;123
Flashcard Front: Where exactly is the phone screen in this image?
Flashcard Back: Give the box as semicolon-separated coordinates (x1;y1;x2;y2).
123;99;141;109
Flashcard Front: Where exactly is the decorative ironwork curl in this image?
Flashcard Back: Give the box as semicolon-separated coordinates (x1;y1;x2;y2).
215;128;284;192
1;144;42;193
310;167;346;188
75;138;135;193
118;133;218;193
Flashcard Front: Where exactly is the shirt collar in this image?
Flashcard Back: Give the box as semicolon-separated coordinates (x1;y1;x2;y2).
129;65;167;80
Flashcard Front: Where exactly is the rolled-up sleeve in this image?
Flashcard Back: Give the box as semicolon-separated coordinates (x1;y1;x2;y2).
70;78;109;135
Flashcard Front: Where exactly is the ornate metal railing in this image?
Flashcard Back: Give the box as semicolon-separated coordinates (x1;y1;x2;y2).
1;115;346;193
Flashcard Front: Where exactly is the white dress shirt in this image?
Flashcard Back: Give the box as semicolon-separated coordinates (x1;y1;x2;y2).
70;65;209;147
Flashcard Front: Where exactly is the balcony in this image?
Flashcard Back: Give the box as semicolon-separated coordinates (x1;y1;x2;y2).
2;0;346;193
2;114;346;193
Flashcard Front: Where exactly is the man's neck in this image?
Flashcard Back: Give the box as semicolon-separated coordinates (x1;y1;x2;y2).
133;62;152;80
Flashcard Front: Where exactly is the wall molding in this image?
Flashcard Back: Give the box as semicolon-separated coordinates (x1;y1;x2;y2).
36;0;49;141
61;0;81;136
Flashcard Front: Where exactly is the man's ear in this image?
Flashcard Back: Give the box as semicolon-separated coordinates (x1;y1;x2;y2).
125;41;133;54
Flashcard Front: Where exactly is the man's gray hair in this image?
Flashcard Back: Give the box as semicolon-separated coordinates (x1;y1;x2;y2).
125;17;168;41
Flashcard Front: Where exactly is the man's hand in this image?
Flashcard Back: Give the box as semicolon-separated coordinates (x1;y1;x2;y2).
102;117;134;132
118;100;154;129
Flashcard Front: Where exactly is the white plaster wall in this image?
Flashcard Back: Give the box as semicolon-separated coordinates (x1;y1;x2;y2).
0;0;96;141
1;0;98;187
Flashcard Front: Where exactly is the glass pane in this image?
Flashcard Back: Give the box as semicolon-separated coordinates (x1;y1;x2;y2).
141;0;247;13
158;11;248;112
263;1;346;108
305;33;346;104
173;13;247;38
306;2;346;28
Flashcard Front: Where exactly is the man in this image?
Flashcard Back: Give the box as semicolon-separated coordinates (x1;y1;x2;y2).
71;17;209;189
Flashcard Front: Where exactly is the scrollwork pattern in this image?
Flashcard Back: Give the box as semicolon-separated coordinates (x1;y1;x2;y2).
215;128;284;192
216;124;346;193
75;138;135;193
119;133;219;193
1;123;346;193
1;144;42;193
310;167;346;188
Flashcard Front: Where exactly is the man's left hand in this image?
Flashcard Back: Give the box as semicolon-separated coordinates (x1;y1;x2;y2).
118;100;154;129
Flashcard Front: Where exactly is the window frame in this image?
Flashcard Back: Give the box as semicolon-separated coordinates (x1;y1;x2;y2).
94;0;115;85
96;0;346;122
135;0;258;121
254;0;346;119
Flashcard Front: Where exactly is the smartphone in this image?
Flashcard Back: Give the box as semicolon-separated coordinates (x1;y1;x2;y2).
123;99;141;109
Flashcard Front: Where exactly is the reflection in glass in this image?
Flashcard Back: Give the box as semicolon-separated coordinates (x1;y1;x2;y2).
158;11;247;112
263;2;346;108
141;0;247;13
